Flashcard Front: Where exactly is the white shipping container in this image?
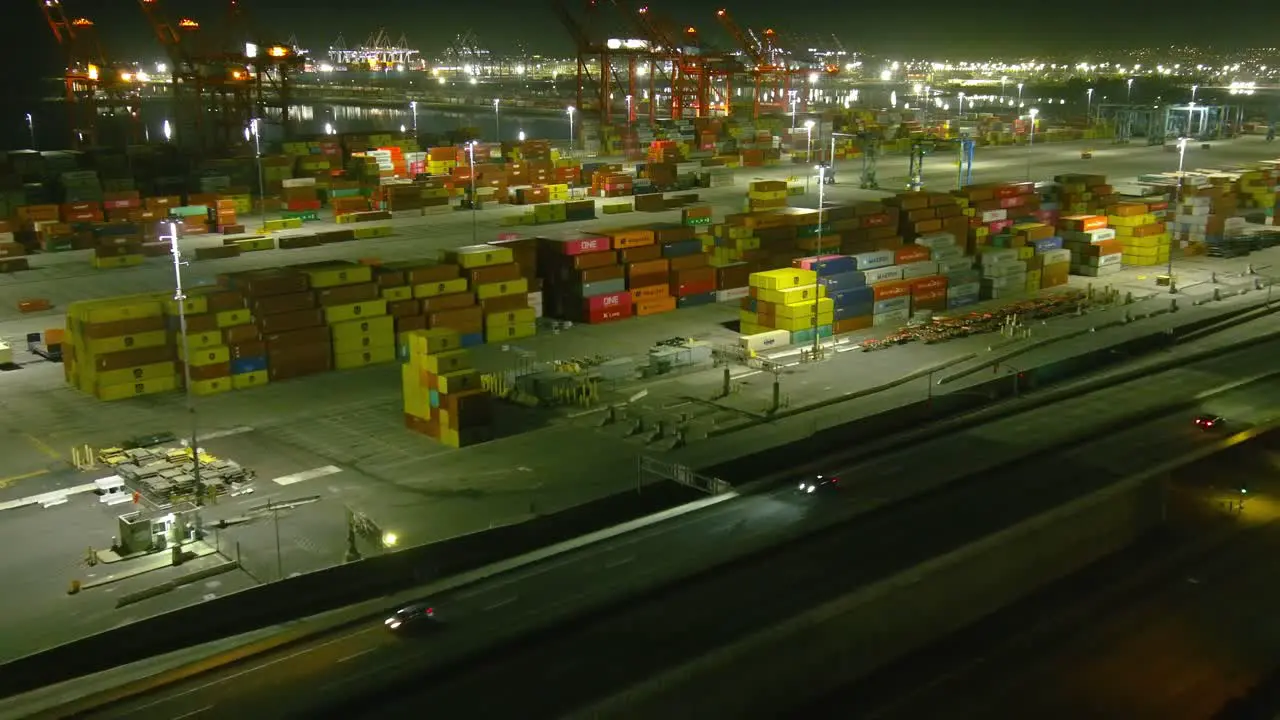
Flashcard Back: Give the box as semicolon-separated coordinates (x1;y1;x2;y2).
527;291;543;304
716;287;749;302
739;329;791;352
1096;252;1123;267
982;260;1027;278
1061;228;1116;243
947;281;981;297
872;308;910;327
901;261;939;279
1071;263;1122;277
0;231;14;244
939;257;974;274
1175;215;1210;226
931;246;965;261
1039;248;1071;266
1178;204;1210;216
853;250;896;270
862;266;905;284
914;232;956;249
979;248;1019;265
980;209;1008;223
1183;195;1211;207
281;177;317;188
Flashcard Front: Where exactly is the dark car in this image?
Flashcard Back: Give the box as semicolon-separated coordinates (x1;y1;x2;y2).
1194;414;1225;430
385;603;436;632
797;474;839;494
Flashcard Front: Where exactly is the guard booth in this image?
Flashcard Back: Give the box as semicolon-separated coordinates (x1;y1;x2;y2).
115;509;193;555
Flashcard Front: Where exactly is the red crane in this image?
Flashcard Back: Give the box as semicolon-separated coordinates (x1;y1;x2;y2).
714;9;808;119
550;0;660;129
628;4;732;119
38;0;139;147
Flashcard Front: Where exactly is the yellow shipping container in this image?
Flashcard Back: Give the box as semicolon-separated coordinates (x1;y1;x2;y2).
749;268;817;291
1123;254;1160;266
181;345;230;367
484;307;536;327
774;313;834;332
92;254;145;270
70;299;162;325
1108;213;1156;227
182;330;223;350
94;361;176;387
408;328;462;357
485;321;537;343
323;299;388;324
165;297;208;315
97;375;178;401
475;277;528;300
451;244;514;269
231;370;269;390
754;284;826;306
304;264;373;288
235;237;275;252
382;286;413;302
413;277;469;298
191;377;233;396
215;309;252;328
334;345;396;370
772;298;835;319
420;349;470;375
1123;244;1159;258
330;315;395;345
84;330;168;356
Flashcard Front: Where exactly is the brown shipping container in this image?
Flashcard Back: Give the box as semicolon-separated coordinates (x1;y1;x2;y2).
258;308;325;335
388;299;420;317
618;244;663;264
468;263;523;285
222;323;261;344
428;306;483;332
668;254;708;271
653;225;694;244
420;292;476;313
315;282;380;307
375;268;406;288
576;264;625;284
93;345;174;372
181;361;231;382
229;339;266;359
268;353;333;381
570;251;617;271
628;258;669;277
182;313;220;334
268;341;332;366
203;290;246;313
395;315;427;334
479;294;529;313
671;266;716;286
264;325;330;350
79;315;166;340
716;263;752;290
403;264;460;284
254;291;315;316
240;271;309;297
628;272;667;289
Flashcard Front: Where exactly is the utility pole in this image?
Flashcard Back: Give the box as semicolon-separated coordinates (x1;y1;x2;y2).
812;164;827;360
269;499;283;580
168;221;202;510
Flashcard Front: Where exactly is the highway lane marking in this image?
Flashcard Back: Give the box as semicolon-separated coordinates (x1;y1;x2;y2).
484;596;518;611
272;465;342;486
337;648;375;663
605;555;635;569
127;626;379;712
197;426;255;441
22;433;62;461
170;705;214;719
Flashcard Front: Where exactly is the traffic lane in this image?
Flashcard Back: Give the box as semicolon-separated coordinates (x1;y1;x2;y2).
85;377;1276;718
83;490;813;719
866;519;1280;720
301;401;1245;719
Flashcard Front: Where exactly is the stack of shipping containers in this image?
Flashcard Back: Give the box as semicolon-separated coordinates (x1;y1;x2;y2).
1110;202;1172;268
65;297;177;401
400;328;493;448
1060;214;1122;278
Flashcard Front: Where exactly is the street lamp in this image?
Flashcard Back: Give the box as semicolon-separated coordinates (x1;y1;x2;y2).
409;100;417;136
812;163;827;360
804;119;815;162
25;113;35;149
566;105;575;153
1169;136;1188;292
250;118;266;224
958;92;965;115
1016;82;1024;107
1126;78;1134;102
1000;76;1007;102
790;93;798;132
163;119;172;142
493;98;500;140
1026;108;1038;180
381;532;398;548
626;94;633;128
168;220;203;512
518;129;526;142
1085;88;1093;125
466;140;479;243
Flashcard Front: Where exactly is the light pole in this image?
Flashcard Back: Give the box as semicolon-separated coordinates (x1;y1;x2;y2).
1188;85;1198;137
1085;88;1093;125
493;98;500;140
163;119;172;142
1016;82;1024;107
958;92;965;115
251;119;266;223
804;119;815;162
626;94;633;128
25;113;35;149
1026;108;1038;180
790;93;798;133
566;105;575;153
518;130;526;142
467;140;478;243
812;163;827;360
168;221;203;512
267;499;283;580
1169;136;1188;292
1000;76;1007;103
409;100;418;137
1126;78;1133;102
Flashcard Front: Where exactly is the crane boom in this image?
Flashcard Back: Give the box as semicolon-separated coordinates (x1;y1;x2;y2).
714;9;764;68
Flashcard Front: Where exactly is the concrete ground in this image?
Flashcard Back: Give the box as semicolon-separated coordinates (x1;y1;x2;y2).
0;136;1278;662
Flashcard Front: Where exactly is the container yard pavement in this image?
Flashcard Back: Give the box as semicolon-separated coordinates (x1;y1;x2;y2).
0;136;1274;662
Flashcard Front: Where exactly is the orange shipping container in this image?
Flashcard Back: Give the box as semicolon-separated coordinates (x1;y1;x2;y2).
636;296;677;316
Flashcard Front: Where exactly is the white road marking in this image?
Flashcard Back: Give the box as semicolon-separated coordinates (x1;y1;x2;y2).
337;648;374;663
605;555;636;569
170;705;215;719
0;483;97;511
484;597;518;611
197;426;254;441
272;466;342;486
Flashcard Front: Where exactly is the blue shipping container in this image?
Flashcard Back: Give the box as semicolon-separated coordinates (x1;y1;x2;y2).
1032;236;1063;252
819;271;866;290
676;291;718;308
662;239;704;258
230;356;268;375
947;294;980;310
461;332;484;347
429;389;441;408
578;278;627;297
853;250;895;271
813;256;857;274
830;285;874;306
873;296;910;315
834;303;874;321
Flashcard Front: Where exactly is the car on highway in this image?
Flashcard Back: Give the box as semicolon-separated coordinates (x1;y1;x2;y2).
1194;414;1226;430
797;474;840;494
385;603;437;633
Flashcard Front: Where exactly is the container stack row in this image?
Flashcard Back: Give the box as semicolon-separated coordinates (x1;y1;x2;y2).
1171;180;1239;255
1108;201;1172;268
401;328;494;448
1059;214;1122;278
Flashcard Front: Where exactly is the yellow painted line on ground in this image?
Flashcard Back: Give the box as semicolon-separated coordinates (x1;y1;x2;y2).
0;469;50;489
22;433;62;461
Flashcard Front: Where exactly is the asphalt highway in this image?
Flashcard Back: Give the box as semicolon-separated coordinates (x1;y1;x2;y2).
66;352;1280;720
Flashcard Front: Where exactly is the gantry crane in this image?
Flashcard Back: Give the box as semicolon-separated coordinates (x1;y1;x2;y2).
906;136;974;191
223;0;304;139
714;9;803;119
551;0;659;128
628;4;732;119
39;0;139;148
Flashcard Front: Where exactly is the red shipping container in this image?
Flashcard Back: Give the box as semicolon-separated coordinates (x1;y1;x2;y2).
994;185;1019;199
999;196;1025;210
586;305;632;323
872;280;911;301
674;278;716;297
912;287;947;304
861;213;891;228
583;290;633;313
911;276;948;293
894;246;930;264
286;200;322;211
551;234;611;255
